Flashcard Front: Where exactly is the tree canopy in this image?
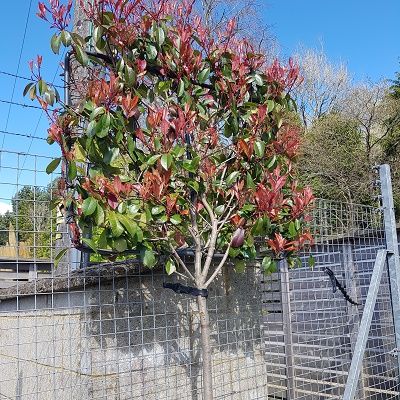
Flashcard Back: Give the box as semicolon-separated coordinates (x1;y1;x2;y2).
32;0;314;272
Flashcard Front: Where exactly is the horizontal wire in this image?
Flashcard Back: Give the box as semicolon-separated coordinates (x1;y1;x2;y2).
0;99;51;110
0;70;64;89
0;129;46;141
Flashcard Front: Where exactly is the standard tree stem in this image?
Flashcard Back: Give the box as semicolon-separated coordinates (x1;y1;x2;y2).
197;295;214;400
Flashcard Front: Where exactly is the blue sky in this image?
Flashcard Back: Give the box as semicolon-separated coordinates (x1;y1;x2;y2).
0;0;399;210
0;1;62;210
262;0;400;82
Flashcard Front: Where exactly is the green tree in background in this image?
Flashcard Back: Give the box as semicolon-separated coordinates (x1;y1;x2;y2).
0;212;13;246
0;184;55;258
299;113;370;204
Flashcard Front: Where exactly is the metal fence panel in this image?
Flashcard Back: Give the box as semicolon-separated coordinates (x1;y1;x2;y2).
0;122;399;398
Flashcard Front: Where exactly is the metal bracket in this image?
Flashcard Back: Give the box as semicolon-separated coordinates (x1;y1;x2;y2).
389;348;400;358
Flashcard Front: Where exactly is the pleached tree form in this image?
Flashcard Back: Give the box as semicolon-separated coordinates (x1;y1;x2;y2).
29;1;314;398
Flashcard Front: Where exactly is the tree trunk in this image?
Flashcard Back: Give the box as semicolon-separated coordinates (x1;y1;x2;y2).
197;294;214;400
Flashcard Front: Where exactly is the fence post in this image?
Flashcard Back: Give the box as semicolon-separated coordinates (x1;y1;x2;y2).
379;164;400;367
343;243;366;398
280;259;296;399
343;249;388;400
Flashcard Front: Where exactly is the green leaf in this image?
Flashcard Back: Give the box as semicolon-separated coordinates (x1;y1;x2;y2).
96;113;111;138
142;249;156;268
197;67;210;84
262;256;271;271
60;30;72;46
166;259;176;275
82;197;98;216
182;156;200;173
135;225;144;242
161;153;172;170
155;26;165;46
170;214;182;225
50;33;62;54
23;82;34;97
215;205;225;215
254;141;265;158
68;161;77;180
114;237;128;252
91;106;105;120
74;44;88;66
98;229;108;249
246;172;256;190
234;259;246;273
146;44;158;60
187;180;199;192
151;206;165;215
172;145;185;158
226;171;239;186
54;248;68;268
108;211;124;237
124;65;136;86
287;257;295;268
267;155;277;169
253;74;263;86
93;204;105;225
82;238;98;253
262;257;277;274
46;158;61;174
308;255;315;270
288;221;297;237
147;154;161;166
29;85;37;100
266;100;275;112
117;214;137;237
178;79;185;97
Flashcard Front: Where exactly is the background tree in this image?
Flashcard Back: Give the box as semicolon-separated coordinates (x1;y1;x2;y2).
299;113;370;204
293;47;349;128
0;185;55;257
0;212;13;246
340;80;400;165
32;1;313;398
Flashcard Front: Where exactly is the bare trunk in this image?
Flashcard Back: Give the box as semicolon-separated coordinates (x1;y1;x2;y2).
197;295;213;400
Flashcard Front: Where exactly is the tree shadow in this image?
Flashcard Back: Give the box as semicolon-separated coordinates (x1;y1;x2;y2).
82;263;266;399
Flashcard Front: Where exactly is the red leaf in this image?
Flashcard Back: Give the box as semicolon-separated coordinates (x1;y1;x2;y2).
107;193;119;209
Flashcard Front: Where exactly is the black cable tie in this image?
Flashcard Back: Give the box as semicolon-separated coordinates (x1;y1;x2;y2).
324;267;338;293
163;282;208;298
324;267;360;306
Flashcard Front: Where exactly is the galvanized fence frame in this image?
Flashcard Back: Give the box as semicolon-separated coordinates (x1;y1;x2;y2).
0;159;399;398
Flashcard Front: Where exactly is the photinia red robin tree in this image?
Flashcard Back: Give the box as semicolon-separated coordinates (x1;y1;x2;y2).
28;1;314;398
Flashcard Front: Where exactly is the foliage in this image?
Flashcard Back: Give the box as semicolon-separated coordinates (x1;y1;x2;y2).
390;64;400;100
299;113;371;204
0;212;13;246
30;0;314;277
0;185;54;258
30;2;315;398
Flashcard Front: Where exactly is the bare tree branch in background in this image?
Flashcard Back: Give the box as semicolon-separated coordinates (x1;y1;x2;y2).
195;0;278;61
340;81;400;164
293;47;349;128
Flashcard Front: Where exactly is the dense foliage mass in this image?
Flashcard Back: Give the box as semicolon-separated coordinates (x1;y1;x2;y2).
29;0;314;277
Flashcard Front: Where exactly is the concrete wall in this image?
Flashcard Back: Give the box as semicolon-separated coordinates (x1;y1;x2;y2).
0;265;269;400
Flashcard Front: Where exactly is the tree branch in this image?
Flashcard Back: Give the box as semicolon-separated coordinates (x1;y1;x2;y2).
169;242;196;282
200;194;218;283
204;241;232;288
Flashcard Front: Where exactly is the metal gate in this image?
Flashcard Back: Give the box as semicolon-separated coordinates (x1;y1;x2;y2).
261;166;400;399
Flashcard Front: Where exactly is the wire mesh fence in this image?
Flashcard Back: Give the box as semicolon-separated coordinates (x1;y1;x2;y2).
0;125;400;399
